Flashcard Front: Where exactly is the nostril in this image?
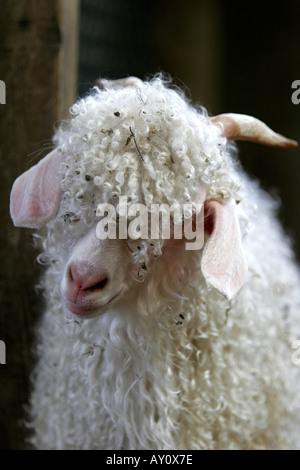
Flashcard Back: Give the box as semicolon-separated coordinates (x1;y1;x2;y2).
67;263;109;292
68;265;74;283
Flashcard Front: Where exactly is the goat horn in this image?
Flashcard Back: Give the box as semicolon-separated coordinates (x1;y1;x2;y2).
209;113;298;149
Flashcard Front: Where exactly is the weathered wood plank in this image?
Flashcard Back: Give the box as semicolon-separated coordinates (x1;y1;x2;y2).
0;0;78;449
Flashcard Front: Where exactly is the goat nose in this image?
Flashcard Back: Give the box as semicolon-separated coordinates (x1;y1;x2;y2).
68;263;109;292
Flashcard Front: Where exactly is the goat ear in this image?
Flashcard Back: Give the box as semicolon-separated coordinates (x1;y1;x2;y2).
201;199;248;300
10;149;65;229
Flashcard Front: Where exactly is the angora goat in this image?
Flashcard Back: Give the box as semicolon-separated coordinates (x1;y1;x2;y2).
10;76;300;450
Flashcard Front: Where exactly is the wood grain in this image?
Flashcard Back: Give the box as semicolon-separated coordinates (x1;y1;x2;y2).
0;0;78;449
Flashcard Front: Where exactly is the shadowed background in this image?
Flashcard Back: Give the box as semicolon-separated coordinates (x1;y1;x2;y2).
0;0;299;449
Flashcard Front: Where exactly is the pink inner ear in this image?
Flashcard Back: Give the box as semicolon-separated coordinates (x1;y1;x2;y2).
10;149;65;229
201;199;248;300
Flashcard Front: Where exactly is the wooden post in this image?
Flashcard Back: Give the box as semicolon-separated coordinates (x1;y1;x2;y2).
0;0;79;449
59;0;80;119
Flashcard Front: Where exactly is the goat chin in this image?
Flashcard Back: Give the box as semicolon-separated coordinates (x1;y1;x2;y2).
62;289;124;317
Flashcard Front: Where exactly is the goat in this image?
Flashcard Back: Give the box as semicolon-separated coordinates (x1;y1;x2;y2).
10;76;300;449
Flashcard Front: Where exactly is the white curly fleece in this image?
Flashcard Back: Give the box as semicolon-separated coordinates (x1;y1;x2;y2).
27;76;300;449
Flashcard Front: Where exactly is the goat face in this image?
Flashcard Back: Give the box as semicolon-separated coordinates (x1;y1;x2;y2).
58;210;192;317
9;146;249;314
60;228;138;317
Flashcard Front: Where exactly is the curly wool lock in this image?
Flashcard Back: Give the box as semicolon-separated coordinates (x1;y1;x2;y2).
9;76;300;450
55;77;242;216
52;78;244;273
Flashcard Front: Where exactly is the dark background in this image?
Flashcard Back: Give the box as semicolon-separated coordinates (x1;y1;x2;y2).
1;0;300;449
